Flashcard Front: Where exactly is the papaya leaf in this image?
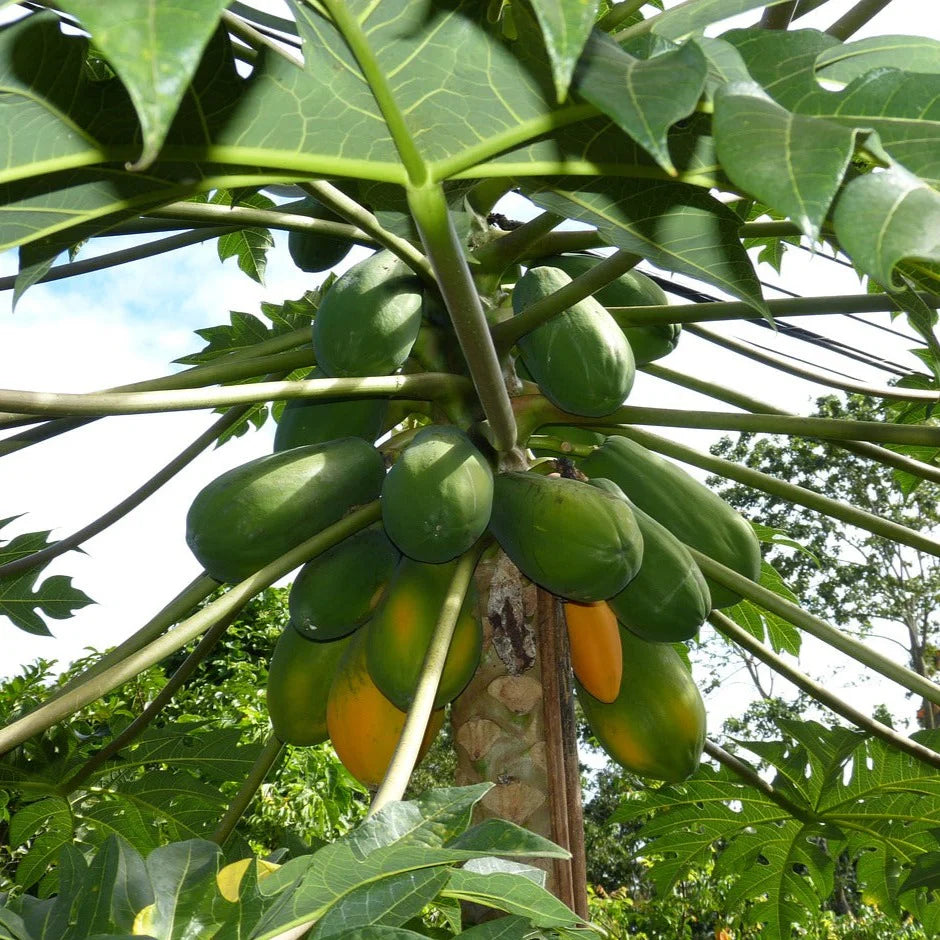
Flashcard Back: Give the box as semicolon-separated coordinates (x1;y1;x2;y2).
574;33;707;174
58;0;231;169
726;28;940;187
212;189;275;285
613;723;940;938
527;0;601;102
309;869;451;938
692;36;752;102
456;916;551;938
815;35;940;85
525;178;767;317
0;520;94;636
713;81;860;239
346;784;492;858
10;798;73;891
833;164;940;291
441;864;582;928
133;840;223;940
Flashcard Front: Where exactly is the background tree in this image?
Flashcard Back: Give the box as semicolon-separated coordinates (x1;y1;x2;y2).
709;394;940;726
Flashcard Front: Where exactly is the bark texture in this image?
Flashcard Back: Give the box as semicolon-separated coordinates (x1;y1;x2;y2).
451;548;588;917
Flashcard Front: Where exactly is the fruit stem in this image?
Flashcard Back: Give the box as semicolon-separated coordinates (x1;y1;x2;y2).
44;573;221;706
604;424;940;561
689;547;940;708
0;379;292;580
0;331;314;431
146;201;373;245
60;607;240;793
369;542;486;816
605;404;940;447
526;435;596;459
473;211;563;272
300;180;436;285
0;502;382;757
211;734;286;845
491;249;641;352
407;183;520;455
0;373;473;419
644;363;940;487
710;610;940;771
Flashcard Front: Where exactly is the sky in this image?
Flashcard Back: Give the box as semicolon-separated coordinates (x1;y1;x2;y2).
1;0;939;737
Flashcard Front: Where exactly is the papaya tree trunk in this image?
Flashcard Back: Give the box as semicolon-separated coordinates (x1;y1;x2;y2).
451;549;588;917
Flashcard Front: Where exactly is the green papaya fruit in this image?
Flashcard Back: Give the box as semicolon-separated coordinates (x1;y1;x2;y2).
512;266;635;417
186;437;385;583
578;435;760;608
289;525;401;640
365;556;483;710
266;627;354;746
382;425;494;563
273;366;388;452
577;625;706;782
313;250;423;377
488;471;643;602
531;254;679;364
287;197;355;273
588;479;711;642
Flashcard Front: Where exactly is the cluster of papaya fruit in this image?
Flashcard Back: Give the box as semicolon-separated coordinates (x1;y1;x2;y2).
183;234;762;787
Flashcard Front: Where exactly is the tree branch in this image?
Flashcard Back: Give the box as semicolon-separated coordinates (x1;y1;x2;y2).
369;542;486;816
826;0;893;40
711;610;940;770
211;734;285;845
689;549;940;708
0;502;382;756
643;362;940;487
0;373;472;419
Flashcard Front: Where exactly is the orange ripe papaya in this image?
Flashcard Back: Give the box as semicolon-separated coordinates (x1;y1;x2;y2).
327;629;443;788
563;601;623;704
577;625;706;782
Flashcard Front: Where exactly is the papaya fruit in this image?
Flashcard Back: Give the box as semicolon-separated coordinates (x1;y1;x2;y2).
488;471;643;602
381;426;493;563
512;266;635;417
366;556;482;711
266;626;354;746
327;628;444;788
531;254;679;364
587;479;711;642
563;601;622;703
578;435;760;609
312;249;423;377
185;437;384;583
289;525;400;641
273;366;388;452
577;625;706;782
287;197;355;273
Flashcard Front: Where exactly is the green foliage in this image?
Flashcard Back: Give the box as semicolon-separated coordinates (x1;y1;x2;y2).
0;786;582;938
3;2;940;937
0;519;93;636
612;721;940;939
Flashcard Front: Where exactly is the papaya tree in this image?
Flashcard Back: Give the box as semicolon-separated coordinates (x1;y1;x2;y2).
1;0;940;936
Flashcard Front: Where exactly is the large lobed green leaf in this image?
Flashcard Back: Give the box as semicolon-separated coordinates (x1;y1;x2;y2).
612;721;940;939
